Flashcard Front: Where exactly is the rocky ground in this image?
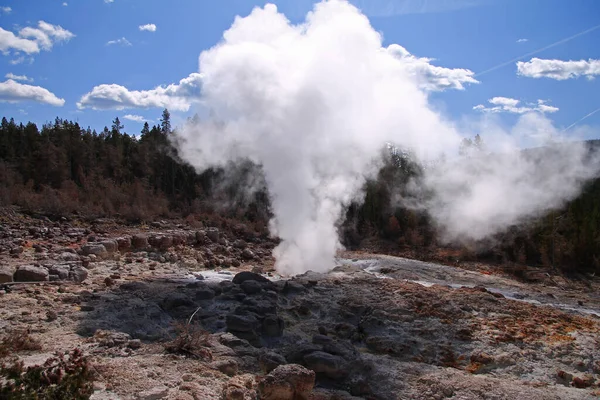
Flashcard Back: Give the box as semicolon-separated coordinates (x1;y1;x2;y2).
1;211;600;399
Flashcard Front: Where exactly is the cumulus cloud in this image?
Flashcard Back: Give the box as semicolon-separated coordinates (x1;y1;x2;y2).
106;37;132;46
172;1;598;276
517;57;600;80
1;6;11;14
5;73;32;82
385;44;478;91
0;21;74;56
473;97;559;114
77;73;203;111
139;24;156;32
123;114;150;122
0;79;65;106
63;2;68;6
516;38;528;43
104;0;114;3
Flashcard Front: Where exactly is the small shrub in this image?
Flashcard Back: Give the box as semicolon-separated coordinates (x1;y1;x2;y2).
164;322;212;361
0;330;42;359
0;348;94;399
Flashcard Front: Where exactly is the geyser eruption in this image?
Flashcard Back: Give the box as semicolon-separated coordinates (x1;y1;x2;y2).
176;0;598;275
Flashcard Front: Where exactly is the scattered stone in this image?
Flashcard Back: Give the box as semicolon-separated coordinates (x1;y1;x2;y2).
13;265;49;282
258;364;315;400
128;339;142;349
46;310;58;322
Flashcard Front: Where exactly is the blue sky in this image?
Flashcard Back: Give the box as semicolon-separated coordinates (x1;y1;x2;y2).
0;0;599;138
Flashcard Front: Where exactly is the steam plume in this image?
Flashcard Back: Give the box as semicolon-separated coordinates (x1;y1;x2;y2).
175;1;599;275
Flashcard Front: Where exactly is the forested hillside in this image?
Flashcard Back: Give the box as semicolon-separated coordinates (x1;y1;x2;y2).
1;110;599;274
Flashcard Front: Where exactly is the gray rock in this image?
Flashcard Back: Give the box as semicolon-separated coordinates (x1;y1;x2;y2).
241;248;255;260
303;351;348;379
69;266;89;283
13;265;49;282
131;234;149;249
232;271;270;285
81;244;107;257
0;266;14;283
48;265;70;280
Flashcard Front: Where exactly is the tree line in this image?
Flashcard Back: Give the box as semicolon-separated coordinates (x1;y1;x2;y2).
1;110;599;274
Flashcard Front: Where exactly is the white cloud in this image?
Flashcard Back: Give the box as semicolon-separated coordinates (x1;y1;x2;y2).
63;2;68;6
1;6;11;14
104;0;114;3
78;73;203;111
517;57;600;80
5;73;32;82
474;97;559;114
9;56;26;65
139;24;156;32
106;37;132;46
123;114;150;123
516;38;528;43
0;79;65;106
385;44;478;91
0;21;74;57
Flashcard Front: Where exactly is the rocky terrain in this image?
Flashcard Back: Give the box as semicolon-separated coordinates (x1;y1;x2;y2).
1;211;600;399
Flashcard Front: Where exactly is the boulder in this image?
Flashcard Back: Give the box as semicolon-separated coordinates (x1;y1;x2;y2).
69;266;89;283
241;248;255;260
258;364;315;400
81;244;107;258
13;265;49;282
132;234;149;250
48;265;70;280
232;271;270;285
0;266;14;283
161;293;194;310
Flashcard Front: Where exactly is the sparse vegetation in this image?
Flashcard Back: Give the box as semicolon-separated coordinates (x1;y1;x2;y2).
164;322;212;361
0;348;94;399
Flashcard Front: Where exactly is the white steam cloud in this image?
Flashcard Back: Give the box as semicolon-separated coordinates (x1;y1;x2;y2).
175;1;599;275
